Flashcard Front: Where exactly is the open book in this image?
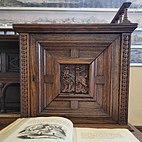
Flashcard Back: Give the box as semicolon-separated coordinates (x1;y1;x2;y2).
0;116;140;142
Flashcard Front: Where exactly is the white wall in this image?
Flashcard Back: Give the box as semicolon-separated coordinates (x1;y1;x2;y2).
129;67;142;126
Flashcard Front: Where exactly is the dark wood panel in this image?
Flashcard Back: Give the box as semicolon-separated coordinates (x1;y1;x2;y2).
13;22;137;127
0;31;20;114
0;118;17;130
13;24;137;33
25;33;121;124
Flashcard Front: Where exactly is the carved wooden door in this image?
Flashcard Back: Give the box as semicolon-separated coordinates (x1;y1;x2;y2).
29;33;122;125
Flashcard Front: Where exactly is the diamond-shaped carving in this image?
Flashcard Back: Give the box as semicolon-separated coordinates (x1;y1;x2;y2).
7;54;19;72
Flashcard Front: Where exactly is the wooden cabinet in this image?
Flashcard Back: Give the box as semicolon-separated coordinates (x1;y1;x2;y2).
0;29;20;113
14;22;137;127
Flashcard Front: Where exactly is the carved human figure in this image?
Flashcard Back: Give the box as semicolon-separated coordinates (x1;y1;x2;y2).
61;66;75;93
76;66;88;93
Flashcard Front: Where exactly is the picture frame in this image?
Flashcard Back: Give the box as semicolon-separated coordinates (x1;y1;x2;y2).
0;0;134;9
130;45;142;66
0;8;114;27
131;28;142;45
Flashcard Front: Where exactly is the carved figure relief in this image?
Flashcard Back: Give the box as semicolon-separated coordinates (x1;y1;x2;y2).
60;64;88;94
60;65;75;93
76;65;88;93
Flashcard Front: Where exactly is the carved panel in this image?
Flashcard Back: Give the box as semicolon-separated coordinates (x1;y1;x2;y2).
60;65;75;93
76;65;89;94
26;33;122;124
6;54;19;72
20;33;29;117
13;23;137;127
60;64;89;94
119;33;131;125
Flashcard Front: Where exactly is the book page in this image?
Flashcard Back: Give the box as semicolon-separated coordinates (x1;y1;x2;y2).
0;117;73;142
74;128;140;142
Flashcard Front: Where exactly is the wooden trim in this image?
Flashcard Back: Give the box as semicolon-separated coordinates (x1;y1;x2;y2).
20;33;30;117
119;33;131;125
135;126;142;133
111;2;131;23
13;24;137;34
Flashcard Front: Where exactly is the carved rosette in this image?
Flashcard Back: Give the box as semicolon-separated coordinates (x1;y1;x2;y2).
20;33;29;117
119;34;131;124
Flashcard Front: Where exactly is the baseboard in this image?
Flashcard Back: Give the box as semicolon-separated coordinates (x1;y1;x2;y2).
135;126;142;133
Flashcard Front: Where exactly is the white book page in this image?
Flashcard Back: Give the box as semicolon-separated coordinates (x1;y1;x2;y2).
74;128;140;142
0;117;73;142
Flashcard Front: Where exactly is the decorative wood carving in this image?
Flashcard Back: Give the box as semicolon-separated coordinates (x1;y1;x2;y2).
60;65;75;93
123;8;130;23
119;33;131;125
20;33;29;117
7;54;19;72
14;23;137;127
60;64;89;94
111;2;131;24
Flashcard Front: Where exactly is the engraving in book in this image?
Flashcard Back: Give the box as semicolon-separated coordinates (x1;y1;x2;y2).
18;123;66;140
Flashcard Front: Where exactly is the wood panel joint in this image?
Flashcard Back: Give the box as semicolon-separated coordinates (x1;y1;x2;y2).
95;75;105;85
71;100;79;110
44;74;54;84
71;48;79;58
